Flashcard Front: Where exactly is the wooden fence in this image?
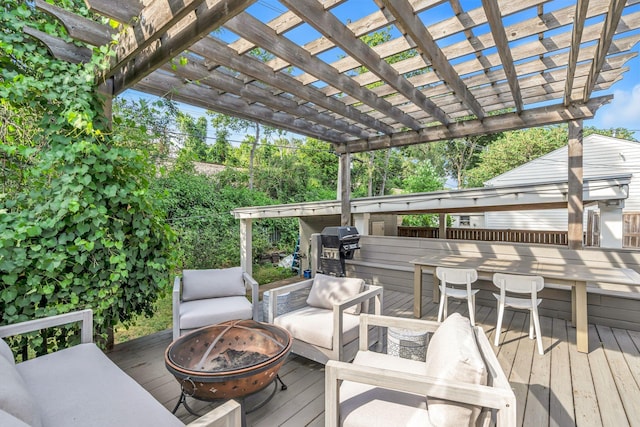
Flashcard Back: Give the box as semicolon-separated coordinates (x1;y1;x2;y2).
401;213;640;248
397;226;569;245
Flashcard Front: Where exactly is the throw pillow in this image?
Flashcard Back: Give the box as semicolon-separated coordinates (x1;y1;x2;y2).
424;313;487;427
306;274;364;314
181;267;246;301
0;356;43;427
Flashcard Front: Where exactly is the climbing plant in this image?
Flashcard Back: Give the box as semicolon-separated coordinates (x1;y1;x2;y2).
0;1;175;351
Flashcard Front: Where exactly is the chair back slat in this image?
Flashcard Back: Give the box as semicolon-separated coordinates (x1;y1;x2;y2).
436;267;478;284
493;273;544;294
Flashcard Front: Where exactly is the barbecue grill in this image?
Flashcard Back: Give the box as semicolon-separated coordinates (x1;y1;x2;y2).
319;226;360;276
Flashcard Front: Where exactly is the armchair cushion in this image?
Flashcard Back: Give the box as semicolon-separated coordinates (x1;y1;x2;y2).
181;267;246;302
306;274;364;315
424;313;487;427
0;355;42;427
274;306;360;350
179;297;253;331
340;351;432;427
0;339;14;364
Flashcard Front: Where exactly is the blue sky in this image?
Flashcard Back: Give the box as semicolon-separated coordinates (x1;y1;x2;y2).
121;0;640;140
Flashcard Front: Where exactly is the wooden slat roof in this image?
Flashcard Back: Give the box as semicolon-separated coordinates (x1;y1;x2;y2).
36;0;640;153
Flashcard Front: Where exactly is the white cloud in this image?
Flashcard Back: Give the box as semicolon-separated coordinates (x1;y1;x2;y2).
599;84;640;130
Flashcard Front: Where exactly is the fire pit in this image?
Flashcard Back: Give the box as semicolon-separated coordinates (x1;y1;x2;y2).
165;319;292;406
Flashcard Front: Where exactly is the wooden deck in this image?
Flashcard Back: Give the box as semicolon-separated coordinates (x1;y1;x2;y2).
107;289;640;426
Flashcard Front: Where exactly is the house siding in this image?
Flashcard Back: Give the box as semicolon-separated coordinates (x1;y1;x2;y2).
484;135;640;230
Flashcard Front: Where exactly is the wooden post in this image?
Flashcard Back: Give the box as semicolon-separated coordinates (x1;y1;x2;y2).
240;219;252;276
339;152;351;226
568;120;584;249
438;213;447;239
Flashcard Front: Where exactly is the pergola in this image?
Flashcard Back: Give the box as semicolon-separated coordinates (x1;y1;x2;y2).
31;0;640;251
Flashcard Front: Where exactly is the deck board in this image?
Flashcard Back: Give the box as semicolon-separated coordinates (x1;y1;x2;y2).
108;289;640;426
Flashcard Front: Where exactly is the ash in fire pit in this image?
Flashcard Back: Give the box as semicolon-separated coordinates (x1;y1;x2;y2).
207;349;269;371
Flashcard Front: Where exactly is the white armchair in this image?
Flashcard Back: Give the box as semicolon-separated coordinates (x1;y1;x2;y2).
326;314;516;427
266;273;383;364
173;267;259;341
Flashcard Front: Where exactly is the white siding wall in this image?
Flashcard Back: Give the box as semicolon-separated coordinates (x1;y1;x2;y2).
485;135;640;230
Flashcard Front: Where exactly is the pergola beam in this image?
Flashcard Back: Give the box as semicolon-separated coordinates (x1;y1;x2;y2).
379;0;485;120
136;73;349;143
24;27;92;64
84;0;144;24
564;0;590;106
582;0;627;101
481;0;523;113
337;96;612;153
191;37;394;134
162;60;370;139
225;13;424;131
36;0;115;47
282;0;452;126
112;0;256;95
107;0;209;78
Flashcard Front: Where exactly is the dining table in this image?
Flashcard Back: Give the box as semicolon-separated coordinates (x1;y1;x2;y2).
411;253;640;353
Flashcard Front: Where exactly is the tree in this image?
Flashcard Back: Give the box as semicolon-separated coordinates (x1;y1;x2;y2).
465;126;567;187
177;112;208;161
0;1;174;352
584;126;637;141
401;160;444;227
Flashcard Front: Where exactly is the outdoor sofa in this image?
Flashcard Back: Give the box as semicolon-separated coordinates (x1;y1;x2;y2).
0;309;240;427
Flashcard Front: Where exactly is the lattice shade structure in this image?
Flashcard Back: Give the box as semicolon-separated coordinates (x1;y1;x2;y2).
31;0;639;152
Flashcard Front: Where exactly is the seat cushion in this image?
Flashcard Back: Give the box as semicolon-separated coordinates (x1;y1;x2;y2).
306;273;364;315
0;355;42;427
179;296;253;330
424;313;487;427
16;343;183;427
182;267;246;302
339;351;432;427
274;306;360;350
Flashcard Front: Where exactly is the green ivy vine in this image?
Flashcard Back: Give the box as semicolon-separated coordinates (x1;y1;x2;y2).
0;0;175;352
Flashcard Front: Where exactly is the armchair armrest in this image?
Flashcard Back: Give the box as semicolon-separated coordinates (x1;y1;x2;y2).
333;285;383;359
173;276;181;341
242;272;260;320
325;359;516;427
185;399;241;427
266;279;314;323
0;309;93;344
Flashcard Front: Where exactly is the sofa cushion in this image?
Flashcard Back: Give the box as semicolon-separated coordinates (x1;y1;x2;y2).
16;343;183;427
339;351;432;427
424;313;487;427
274;306;360;350
0;409;30;427
179;296;253;331
0;355;42;427
0;339;14;364
306;274;364;315
182;267;246;302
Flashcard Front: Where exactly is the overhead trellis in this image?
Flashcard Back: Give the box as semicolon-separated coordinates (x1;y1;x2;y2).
31;0;640;153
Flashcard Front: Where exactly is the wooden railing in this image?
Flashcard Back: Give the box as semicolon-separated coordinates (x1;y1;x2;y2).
397;226;569;245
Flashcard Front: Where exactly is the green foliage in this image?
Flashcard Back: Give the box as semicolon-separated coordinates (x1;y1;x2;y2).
401;160;444;227
0;1;175;352
465;126;567;187
152;170;298;269
251;264;296;286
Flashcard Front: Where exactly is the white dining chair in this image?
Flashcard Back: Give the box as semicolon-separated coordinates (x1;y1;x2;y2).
492;273;545;355
435;267;479;326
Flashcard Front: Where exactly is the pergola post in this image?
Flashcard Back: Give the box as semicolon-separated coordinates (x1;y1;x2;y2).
339;152;351;226
240;218;252;276
568;120;584;249
438;213;447;239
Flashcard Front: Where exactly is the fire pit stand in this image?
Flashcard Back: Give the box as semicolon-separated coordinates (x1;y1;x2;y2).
165;320;293;426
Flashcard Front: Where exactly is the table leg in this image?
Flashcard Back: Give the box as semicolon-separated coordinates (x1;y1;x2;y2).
413;264;422;318
575;281;588;353
571;286;576;327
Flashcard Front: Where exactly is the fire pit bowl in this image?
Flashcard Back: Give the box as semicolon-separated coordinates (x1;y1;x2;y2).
165;320;292;400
